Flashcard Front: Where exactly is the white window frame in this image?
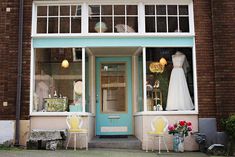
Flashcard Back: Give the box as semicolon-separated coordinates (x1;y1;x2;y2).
32;0;194;37
139;45;198;115
29;47;88;116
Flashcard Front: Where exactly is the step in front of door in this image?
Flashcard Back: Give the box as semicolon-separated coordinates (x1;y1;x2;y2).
88;136;141;149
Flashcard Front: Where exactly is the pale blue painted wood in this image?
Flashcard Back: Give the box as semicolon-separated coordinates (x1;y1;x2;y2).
96;57;132;135
33;37;194;48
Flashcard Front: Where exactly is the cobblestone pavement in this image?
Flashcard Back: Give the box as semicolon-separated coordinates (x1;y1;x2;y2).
0;148;209;157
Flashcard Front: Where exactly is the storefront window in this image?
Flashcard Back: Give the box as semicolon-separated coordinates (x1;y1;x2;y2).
36;5;81;34
145;48;194;111
33;48;83;112
89;5;138;33
145;5;189;33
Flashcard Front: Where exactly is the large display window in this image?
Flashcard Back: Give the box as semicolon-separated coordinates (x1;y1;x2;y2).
145;48;194;111
33;48;87;113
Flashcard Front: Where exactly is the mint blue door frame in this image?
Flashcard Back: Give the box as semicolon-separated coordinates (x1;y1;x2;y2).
96;57;132;135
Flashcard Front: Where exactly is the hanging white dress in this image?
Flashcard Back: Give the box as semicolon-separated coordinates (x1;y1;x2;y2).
166;53;194;111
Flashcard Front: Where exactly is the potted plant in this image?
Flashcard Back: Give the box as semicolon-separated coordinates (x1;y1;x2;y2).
221;115;235;156
168;120;193;152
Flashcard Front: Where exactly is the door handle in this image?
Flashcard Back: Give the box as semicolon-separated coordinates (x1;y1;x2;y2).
96;94;99;103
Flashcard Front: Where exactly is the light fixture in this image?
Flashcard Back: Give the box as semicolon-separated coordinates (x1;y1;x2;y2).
159;57;167;66
61;59;69;68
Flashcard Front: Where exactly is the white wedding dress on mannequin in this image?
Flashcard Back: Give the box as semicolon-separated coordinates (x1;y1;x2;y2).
166;52;194;111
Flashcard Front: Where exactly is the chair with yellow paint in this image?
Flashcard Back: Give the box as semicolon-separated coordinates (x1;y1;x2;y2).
65;114;88;151
146;116;169;153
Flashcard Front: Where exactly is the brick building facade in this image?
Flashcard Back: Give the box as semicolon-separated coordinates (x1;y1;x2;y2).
0;0;234;147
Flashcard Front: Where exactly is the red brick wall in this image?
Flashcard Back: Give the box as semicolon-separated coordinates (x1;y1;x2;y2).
212;0;235;119
0;0;31;120
194;0;217;118
0;0;234;121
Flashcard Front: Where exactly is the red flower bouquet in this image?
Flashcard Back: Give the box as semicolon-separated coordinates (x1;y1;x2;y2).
168;120;192;137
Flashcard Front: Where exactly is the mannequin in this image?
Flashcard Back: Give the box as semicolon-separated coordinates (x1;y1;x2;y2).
166;51;194;111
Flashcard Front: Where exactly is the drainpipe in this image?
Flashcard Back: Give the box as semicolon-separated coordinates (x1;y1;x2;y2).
15;0;24;146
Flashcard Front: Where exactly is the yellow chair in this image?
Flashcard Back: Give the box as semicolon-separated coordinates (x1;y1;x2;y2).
146;116;169;153
65;114;88;151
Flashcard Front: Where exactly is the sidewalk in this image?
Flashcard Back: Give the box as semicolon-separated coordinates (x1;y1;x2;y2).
0;148;209;157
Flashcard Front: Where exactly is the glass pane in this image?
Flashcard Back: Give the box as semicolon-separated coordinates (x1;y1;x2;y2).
167;5;177;15
89;5;100;16
60;17;69;33
49;6;58;16
48;17;58;33
145;17;155;32
156;5;166;15
101;17;112;33
76;6;82;16
101;63;127;112
127;5;137;15
71;5;81;16
157;17;167;32
34;48;83;112
89;17;100;33
145;5;155;15
145;47;194;111
101;5;112;15
114;5;125;15
127;17;138;33
37;18;47;33
37;6;47;16
179;5;188;15
168;17;178;32
60;6;70;16
114;17;125;33
179;17;189;32
71;17;81;33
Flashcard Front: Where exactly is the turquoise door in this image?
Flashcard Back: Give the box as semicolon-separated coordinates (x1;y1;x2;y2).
96;57;132;135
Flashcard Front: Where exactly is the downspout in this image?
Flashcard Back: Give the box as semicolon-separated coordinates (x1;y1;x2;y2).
15;0;24;146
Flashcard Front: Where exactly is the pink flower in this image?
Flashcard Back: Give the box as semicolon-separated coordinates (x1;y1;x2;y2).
168;125;175;131
188;126;192;131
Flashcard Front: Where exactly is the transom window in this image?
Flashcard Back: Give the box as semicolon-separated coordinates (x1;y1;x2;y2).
36;5;82;34
89;5;138;33
34;3;193;35
145;5;189;33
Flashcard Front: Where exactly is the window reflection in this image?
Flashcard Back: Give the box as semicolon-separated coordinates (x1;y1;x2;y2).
89;5;138;33
101;63;127;112
34;48;83;112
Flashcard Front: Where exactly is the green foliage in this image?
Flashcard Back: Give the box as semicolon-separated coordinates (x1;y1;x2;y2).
221;115;235;156
222;115;235;140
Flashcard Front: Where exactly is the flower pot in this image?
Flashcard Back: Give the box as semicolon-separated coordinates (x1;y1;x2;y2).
173;133;184;152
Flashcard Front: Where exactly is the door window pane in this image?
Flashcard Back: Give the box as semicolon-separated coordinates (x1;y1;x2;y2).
101;63;127;112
